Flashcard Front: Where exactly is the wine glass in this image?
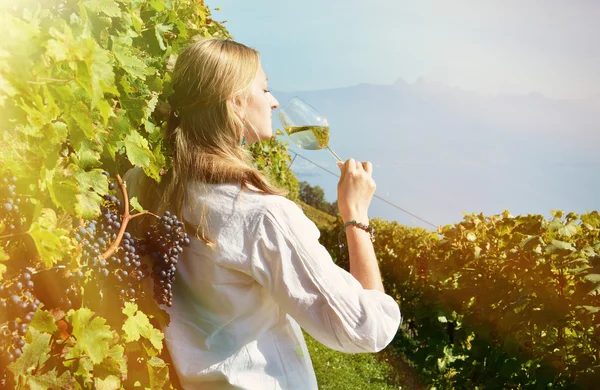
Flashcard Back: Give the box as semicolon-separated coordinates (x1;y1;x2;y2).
277;96;342;161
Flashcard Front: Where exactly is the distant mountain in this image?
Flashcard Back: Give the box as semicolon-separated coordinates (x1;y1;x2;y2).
272;79;600;229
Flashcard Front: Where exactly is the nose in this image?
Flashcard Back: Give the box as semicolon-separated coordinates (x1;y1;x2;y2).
270;94;279;110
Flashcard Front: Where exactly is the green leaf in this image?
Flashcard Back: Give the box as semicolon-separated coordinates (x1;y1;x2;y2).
578;305;600;313
124;130;154;167
47;169;78;215
76;169;109;195
584;274;600;283
154;24;173;51
90;44;119;104
97;98;112;126
94;375;121;390
74;141;102;170
122;302;164;351
28;209;63;267
67;308;114;364
558;222;578;238
29;369;74;390
149;0;165;11
29;309;59;334
0;246;7;281
76;190;104;219
9;328;52;378
113;43;148;79
147;356;169;389
100;344;127;378
69;100;95;139
81;0;122;18
130;197;145;213
546;239;574;254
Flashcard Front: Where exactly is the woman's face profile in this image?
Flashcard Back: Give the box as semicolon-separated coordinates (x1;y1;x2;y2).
242;62;279;144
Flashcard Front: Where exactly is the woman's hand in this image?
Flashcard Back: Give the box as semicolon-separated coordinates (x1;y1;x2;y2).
336;158;376;224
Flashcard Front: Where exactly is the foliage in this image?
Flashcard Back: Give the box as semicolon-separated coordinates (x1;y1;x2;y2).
299;181;337;215
298;201;338;228
249;136;300;201
318;210;600;388
0;0;229;387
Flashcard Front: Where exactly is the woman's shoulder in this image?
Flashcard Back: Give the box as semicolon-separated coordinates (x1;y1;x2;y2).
243;186;302;218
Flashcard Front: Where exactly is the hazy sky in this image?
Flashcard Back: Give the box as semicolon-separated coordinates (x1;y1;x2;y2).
214;0;600;99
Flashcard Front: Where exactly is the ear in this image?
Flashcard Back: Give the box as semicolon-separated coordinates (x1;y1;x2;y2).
229;95;246;121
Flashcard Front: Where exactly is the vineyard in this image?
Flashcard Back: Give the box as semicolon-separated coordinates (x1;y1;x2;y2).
1;0;599;389
316;210;600;388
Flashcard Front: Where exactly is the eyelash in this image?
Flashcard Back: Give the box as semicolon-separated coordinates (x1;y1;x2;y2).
264;89;270;93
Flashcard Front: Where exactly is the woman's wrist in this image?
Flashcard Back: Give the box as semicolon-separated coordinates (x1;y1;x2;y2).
342;212;369;225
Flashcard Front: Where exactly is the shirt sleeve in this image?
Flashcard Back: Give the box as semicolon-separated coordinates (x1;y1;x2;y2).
249;198;401;353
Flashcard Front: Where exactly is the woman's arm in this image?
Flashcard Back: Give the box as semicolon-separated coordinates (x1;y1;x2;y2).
336;159;384;293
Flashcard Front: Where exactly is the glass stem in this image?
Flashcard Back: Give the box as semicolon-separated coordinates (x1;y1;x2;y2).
327;147;342;162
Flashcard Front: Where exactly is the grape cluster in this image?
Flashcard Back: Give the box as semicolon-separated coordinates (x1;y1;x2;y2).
144;211;190;307
74;178;190;307
0;271;39;363
113;233;149;300
75;194;149;302
75;193;122;254
0;170;28;234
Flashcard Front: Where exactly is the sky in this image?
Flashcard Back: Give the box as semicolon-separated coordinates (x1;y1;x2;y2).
213;0;600;99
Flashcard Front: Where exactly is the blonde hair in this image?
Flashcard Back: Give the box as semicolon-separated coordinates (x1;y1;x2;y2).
128;38;286;245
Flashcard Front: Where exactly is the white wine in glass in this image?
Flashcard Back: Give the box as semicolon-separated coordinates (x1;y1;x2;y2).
277;97;342;161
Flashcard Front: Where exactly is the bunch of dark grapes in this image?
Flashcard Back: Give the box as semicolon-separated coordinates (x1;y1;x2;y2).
0;270;39;364
113;232;149;301
0;170;29;235
75;193;151;303
75;193;121;262
144;211;190;307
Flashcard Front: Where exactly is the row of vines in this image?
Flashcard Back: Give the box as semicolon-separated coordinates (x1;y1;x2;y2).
319;210;600;388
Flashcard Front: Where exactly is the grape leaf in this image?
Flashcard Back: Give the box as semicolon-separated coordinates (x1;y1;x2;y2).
9;328;52;378
28;209;64;267
69;100;95;139
94;375;121;390
558;222;578;238
74;141;103;170
0;246;7;281
76;190;103;219
75;168;109;195
46;169;79;215
29;309;59;334
154;24;173;51
67;308;114;364
113;43;148;80
81;0;122;18
124;130;155;168
147;356;169;389
122;302;164;350
28;369;73;390
149;0;165;12
95;344;127;378
130;197;145;213
584;274;600;283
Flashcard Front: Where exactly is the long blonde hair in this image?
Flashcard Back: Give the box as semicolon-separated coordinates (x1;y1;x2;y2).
127;38;286;245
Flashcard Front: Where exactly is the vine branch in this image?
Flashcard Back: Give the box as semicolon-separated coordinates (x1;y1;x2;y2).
100;174;157;260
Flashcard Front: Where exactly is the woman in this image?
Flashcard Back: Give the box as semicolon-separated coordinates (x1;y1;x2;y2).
126;38;401;389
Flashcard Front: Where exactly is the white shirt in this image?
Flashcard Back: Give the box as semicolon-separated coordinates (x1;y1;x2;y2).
164;182;401;389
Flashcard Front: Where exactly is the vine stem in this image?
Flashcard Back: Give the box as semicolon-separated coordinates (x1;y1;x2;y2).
0;231;26;240
100;174;158;260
